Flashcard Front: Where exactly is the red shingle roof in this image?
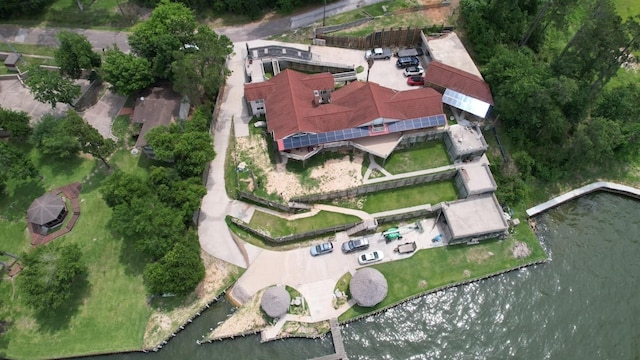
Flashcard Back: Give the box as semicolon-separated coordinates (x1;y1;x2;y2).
244;69;444;140
423;61;494;105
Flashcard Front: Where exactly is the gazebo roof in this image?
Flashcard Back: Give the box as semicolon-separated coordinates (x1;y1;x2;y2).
27;193;65;225
260;286;291;318
350;268;388;307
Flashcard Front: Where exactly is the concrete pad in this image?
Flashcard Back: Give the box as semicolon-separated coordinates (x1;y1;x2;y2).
0;78;68;121
79;90;126;140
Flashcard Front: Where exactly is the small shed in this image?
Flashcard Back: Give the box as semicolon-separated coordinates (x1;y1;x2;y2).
439;193;509;245
260;286;291;318
3;53;21;72
350;268;388;307
27;193;68;235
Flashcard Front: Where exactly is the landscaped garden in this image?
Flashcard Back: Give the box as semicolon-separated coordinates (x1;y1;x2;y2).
248;210;361;238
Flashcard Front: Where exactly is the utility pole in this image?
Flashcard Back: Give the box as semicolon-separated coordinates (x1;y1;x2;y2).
323;0;327;27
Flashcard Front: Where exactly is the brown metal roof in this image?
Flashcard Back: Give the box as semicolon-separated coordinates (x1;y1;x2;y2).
132;86;182;148
423;61;494;105
245;69;444;140
27;193;65;226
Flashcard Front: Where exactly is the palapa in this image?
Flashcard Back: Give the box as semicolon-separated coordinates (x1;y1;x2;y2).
260;286;291;318
350;268;388;307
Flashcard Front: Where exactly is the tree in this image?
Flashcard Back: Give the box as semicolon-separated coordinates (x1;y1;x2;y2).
173;131;215;178
143;231;204;295
32;114;81;159
55;31;101;79
64;111;117;168
24;66;81;108
171;25;233;105
0;107;31;140
128;0;197;79
102;47;154;95
17;243;86;312
100;171;152;208
145;123;182;161
110;196;186;259
0;141;38;192
150;167;206;222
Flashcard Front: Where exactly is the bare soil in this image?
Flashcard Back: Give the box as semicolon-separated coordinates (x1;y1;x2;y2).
208;290;268;339
235;136;364;200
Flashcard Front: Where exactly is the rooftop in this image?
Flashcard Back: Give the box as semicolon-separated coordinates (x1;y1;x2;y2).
447;124;488;156
132;86;182;148
423;61;493;105
458;163;497;196
441;193;508;239
426;32;482;78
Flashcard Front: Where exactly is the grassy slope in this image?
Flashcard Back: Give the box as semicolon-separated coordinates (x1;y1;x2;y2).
383;141;451;175
0;150;152;360
249;210;360;237
613;0;640;18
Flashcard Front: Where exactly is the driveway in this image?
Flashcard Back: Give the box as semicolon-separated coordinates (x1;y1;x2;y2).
79;89;126;140
0;78;68;121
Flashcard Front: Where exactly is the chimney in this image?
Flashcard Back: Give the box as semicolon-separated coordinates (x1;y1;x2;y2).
313;89;321;106
320;89;331;104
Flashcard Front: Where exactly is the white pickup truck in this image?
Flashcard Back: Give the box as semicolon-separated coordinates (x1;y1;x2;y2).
365;47;392;60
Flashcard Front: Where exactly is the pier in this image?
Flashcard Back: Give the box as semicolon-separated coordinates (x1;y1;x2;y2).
313;318;347;360
526;181;640;217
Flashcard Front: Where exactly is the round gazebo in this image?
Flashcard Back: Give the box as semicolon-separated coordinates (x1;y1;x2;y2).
27;193;67;235
350;268;388;307
260;286;291;318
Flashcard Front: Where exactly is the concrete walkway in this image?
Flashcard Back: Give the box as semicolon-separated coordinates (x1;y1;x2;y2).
526;181;640;217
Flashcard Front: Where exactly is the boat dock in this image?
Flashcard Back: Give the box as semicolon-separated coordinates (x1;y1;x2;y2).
313;318;347;360
526;181;640;217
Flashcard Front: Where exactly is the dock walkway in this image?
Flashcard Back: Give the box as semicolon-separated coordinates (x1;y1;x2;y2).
526;181;640;217
312;318;347;360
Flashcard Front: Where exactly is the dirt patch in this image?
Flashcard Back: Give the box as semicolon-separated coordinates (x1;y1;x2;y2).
235;136;364;200
279;320;330;337
421;0;460;25
465;247;494;263
142;251;243;349
209;290;268;339
512;241;531;259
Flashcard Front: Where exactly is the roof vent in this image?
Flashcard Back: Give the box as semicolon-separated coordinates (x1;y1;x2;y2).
313;89;331;106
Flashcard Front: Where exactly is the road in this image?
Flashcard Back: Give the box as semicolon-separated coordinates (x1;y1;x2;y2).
0;0;385;51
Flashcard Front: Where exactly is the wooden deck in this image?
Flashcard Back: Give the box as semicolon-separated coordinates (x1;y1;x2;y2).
29;182;82;246
313;318;347;360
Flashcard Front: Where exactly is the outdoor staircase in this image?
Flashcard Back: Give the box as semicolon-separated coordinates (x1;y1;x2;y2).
345;218;378;236
272;59;280;76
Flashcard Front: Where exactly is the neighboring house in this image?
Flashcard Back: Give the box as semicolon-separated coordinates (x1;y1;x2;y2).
423;60;494;119
244;69;447;161
132;86;185;158
438;193;509;245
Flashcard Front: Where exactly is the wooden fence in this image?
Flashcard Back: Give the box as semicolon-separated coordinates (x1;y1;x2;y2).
291;169;457;203
230;216;360;244
317;27;424;49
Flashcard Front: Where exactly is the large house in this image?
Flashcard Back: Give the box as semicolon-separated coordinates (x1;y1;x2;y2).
244;69;447;161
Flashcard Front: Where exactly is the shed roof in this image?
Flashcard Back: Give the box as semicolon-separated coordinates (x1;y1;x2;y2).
441;193;508;240
4;53;21;66
447;124;488;156
132;86;182;148
424;61;493;105
458;163;497;196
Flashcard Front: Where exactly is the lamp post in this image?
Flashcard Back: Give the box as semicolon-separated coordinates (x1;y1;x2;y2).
323;0;326;27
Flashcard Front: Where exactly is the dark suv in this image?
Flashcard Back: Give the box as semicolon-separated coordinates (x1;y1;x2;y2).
341;238;370;254
396;56;419;68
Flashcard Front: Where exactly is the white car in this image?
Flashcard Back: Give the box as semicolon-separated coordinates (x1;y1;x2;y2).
358;250;384;265
403;66;424;77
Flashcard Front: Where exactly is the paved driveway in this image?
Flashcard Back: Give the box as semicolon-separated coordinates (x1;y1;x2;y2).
79;89;126;140
0;78;68;121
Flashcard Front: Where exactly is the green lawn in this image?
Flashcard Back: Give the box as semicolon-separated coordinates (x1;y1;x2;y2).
340;224;547;320
333;180;458;213
0;43;57;58
614;0;640;18
383;141;451;175
0;148;154;360
248;210;360;238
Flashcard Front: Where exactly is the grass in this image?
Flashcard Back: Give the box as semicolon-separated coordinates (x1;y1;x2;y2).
339;226;547;321
224;119;239;199
248;210;360;238
383;141;450;175
332;179;458;213
0;147;152;359
613;0;640;18
0;43;57;58
111;115;136;147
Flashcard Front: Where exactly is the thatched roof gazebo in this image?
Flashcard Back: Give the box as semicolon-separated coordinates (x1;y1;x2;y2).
27;193;67;234
260;286;290;318
350;268;388;307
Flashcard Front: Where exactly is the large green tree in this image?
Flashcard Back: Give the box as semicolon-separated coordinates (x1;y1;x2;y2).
102;47;154;95
128;0;197;79
32;114;81;159
18;243;87;312
0;107;31;140
143;231;204;295
0;141;38;192
100;171;152;208
25;66;81;108
150;166;206;223
55;31;101;79
171;25;233;105
64;111;117;168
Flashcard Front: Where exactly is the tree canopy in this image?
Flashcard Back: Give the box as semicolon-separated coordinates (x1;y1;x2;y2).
55;31;101;79
102;46;154;95
18;243;87;312
0;141;38;192
32;114;81;159
64;110;117;168
0;107;32;140
25;66;81;108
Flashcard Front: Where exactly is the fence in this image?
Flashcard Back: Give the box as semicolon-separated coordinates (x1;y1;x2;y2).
237;191;301;214
375;205;441;225
318;27;425;49
291;169;457;203
230;216;360;244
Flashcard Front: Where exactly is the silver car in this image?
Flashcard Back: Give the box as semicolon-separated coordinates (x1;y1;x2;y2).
358;250;384;265
341;238;370;254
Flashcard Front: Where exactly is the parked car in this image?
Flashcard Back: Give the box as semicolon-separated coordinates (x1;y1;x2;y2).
407;76;425;86
341;238;370;254
403;66;424;77
396;56;420;68
358;250;384;265
365;47;392;60
310;242;333;256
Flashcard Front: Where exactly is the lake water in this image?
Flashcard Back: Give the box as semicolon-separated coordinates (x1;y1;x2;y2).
87;192;640;360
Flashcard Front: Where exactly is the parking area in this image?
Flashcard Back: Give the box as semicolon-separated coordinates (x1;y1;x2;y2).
0;78;69;121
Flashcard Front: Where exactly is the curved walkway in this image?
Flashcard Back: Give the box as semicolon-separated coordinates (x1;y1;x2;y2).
526;181;640;217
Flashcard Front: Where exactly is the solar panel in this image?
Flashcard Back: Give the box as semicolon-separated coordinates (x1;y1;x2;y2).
279;115;445;150
443;89;491;118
